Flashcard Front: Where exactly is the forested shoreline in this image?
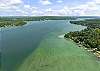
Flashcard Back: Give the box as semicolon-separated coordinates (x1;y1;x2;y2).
0;20;26;27
64;19;100;58
0;16;76;27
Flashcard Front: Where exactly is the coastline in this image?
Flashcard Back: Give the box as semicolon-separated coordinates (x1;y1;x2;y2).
58;34;100;59
65;37;100;60
64;19;100;60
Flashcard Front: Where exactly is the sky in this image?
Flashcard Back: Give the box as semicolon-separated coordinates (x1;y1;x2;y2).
0;0;100;16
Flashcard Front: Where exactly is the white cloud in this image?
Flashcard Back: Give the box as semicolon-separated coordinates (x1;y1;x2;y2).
40;0;52;5
73;0;100;16
57;0;63;3
56;0;100;16
0;0;100;16
0;0;38;16
0;0;23;11
24;5;31;9
37;0;100;16
46;8;52;12
94;0;100;3
0;0;22;6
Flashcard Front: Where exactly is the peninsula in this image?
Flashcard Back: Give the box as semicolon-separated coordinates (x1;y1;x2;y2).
64;19;100;58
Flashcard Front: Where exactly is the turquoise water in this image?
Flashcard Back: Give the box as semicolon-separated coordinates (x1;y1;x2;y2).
18;32;100;71
1;20;93;71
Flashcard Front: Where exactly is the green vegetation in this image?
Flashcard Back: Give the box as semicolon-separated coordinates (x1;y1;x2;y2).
0;16;76;21
65;19;100;58
0;16;77;27
70;19;100;28
0;20;27;27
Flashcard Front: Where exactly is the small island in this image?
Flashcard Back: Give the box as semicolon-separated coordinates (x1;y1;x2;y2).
64;19;100;58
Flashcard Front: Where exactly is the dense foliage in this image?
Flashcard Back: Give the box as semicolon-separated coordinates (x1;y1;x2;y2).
70;19;100;28
0;20;26;27
64;28;100;51
65;19;100;57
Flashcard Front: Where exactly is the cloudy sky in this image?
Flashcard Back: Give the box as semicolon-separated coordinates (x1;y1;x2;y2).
0;0;100;16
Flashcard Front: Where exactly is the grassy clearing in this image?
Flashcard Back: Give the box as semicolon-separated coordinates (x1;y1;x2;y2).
17;36;100;71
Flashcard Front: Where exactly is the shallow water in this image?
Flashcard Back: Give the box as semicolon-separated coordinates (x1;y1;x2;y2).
1;20;96;71
18;33;100;71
